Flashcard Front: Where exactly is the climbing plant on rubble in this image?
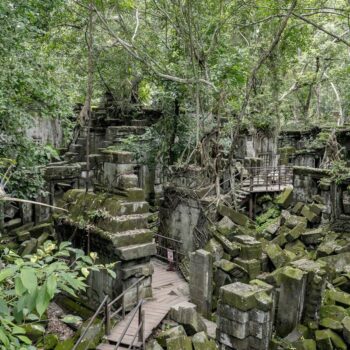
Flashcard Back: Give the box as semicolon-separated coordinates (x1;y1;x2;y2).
0;240;115;349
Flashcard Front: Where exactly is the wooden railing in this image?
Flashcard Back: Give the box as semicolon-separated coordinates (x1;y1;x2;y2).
242;166;293;192
73;276;146;350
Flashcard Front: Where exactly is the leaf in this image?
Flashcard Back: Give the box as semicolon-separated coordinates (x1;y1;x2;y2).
0;267;17;282
81;268;89;278
107;269;116;279
0;327;9;347
36;284;50;317
46;275;57;299
17;335;32;345
61;315;82;324
0;299;8;316
59;242;71;250
15;276;27;296
20;268;37;294
12;326;25;335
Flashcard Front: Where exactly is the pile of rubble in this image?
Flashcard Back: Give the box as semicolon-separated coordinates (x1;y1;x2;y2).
147;301;217;350
195;187;350;349
0;220;54;256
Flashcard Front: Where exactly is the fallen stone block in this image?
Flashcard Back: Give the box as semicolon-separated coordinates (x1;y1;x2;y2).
326;289;350;307
320;305;348;322
291;202;304;215
212;231;240;257
264;243;287;268
319;317;343;330
276;267;307;337
219;282;260;311
169;301;206;336
205;238;224;262
300;228;325;245
285;215;307;230
166;335;192;350
275;188;293;209
342;316;350;345
285;224;305;242
234;257;261;279
301;205;320;224
218;204;254;228
315;329;347;350
192;331;217;350
156;325;186;347
233;235;262;260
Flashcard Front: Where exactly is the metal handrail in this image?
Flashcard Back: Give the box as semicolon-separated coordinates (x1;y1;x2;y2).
108;275;146;308
114;299;144;350
73;275;147;348
72;295;108;350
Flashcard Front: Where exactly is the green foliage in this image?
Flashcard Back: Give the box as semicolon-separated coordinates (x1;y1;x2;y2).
329;160;350;185
256;206;281;234
0;240;114;349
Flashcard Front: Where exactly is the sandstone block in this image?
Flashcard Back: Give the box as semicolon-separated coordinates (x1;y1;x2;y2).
169;301;207;336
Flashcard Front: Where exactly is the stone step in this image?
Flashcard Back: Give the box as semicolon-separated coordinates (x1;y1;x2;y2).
103;200;149;216
114;188;145;201
96;213;150;232
118;174;139;189
106;126;146;141
112;229;153;247
97;344;130;350
64;152;80;162
116;241;157;261
130;119;148;127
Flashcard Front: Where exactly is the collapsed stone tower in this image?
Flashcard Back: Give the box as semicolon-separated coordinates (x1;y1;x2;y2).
55;150;156;308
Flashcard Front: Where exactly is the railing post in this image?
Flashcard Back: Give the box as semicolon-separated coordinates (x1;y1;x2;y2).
278;166;281;191
104;298;111;336
122;294;125;320
136;283;139;303
138;304;145;348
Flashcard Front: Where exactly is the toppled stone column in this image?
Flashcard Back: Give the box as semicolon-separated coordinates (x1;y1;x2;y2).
276;266;307;337
291;259;327;323
216;282;274;350
190;249;213;317
233;235;262;280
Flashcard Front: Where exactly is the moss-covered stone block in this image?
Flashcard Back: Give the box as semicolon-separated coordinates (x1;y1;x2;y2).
156;325;186;347
342;316;350;344
301;228;325;245
219;282;260;311
292;202;305;215
301;205;321;224
212;230;240;258
315;329;333;350
275;188;293;209
293;339;316;350
326;289;350;307
218;204;253;227
320;305;348;322
264;243;287;268
286;224;306;242
192;331;217;350
320;317;343;330
234;257;261;279
204;239;224;262
234;235;262;260
166;335;192;350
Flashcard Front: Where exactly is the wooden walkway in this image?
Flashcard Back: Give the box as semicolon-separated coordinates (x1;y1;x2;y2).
97;259;189;350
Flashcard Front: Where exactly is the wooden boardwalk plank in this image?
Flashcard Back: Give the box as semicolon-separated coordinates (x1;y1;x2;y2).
103;259;189;348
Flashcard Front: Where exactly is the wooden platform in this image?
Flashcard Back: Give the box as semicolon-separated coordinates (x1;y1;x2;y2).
97;259;189;350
